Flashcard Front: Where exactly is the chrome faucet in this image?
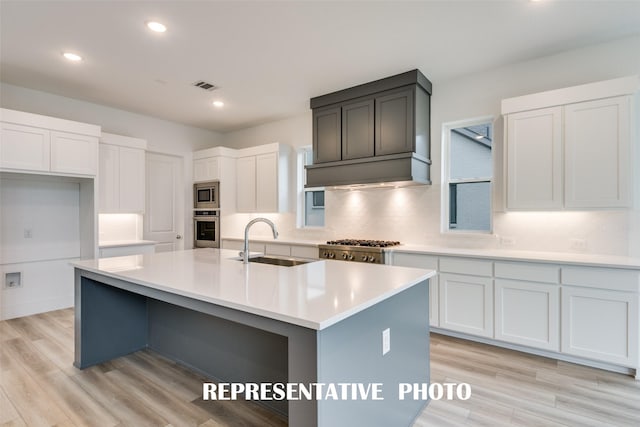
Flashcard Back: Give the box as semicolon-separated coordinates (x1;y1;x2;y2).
241;218;279;263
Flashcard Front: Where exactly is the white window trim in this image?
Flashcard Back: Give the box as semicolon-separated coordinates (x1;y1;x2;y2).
297;146;325;229
441;116;495;235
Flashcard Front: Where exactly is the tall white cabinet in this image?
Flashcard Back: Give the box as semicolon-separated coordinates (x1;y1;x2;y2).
98;133;146;213
502;76;638;210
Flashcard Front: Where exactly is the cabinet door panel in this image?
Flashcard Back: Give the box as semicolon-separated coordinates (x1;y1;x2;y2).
439;273;493;337
50;131;98;175
375;88;414;156
561;286;638;366
342;98;374;160
119;147;145;213
313;106;341;163
256;152;278;212
495;279;559;351
506;107;562;209
0;123;50;171
236;156;256;212
98;144;119;212
564;96;630;208
194;157;219;182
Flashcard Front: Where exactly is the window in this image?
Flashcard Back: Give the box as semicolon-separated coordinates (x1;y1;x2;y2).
298;146;325;227
443;118;493;232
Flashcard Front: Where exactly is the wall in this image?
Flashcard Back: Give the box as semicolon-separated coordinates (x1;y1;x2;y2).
219;34;640;257
0;174;81;319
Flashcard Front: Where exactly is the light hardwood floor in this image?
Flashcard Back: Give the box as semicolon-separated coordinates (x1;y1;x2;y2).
1;309;639;426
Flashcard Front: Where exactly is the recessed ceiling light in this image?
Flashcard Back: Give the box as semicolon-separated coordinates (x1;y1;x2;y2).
475;135;484;139
212;101;225;108
62;52;83;62
146;21;167;33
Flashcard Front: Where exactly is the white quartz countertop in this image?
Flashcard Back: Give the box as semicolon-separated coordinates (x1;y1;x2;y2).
71;249;435;330
99;240;157;249
223;237;640;269
390;245;640;270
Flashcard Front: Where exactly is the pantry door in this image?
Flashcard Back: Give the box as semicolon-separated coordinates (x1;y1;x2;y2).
144;152;184;252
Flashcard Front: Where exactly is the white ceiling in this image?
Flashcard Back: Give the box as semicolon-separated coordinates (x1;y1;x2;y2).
2;1;640;133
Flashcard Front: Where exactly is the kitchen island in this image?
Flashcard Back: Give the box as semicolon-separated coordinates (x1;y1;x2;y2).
71;249;435;427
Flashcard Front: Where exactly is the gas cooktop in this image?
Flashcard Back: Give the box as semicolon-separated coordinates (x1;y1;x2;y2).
318;240;401;263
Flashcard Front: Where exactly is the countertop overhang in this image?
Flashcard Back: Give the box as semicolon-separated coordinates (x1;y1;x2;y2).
71;249;435;330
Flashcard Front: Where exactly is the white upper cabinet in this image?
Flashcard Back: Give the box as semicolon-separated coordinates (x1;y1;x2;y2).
51;131;98;175
564;96;631;208
235;143;289;213
506;107;563;209
192;146;237;213
236;155;257;212
255;152;278;213
502;76;638;210
0;122;50;171
194;156;219;182
0;108;100;176
99;133;146;213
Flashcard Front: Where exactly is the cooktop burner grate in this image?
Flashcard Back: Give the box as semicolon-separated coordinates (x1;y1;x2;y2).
325;239;401;248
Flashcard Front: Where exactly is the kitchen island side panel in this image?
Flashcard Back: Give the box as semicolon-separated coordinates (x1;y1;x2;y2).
74;273;148;369
316;279;430;427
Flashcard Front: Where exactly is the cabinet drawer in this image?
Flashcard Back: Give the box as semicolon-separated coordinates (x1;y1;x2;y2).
495;262;559;284
561;267;639;292
290;245;319;260
391;252;438;270
440;257;492;277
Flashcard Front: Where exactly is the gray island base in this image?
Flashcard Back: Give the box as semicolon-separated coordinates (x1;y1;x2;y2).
73;251;431;426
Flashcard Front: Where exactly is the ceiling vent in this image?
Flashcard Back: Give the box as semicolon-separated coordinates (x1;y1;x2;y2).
192;81;218;91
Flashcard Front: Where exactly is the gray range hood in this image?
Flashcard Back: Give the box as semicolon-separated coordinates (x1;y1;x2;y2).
306;69;432;188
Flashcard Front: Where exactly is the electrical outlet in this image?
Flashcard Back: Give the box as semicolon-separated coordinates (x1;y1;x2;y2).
24;229;33;239
570;238;587;251
382;328;391;355
500;236;516;247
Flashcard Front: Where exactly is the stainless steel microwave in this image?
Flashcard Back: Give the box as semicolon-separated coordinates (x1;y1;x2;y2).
194;181;219;209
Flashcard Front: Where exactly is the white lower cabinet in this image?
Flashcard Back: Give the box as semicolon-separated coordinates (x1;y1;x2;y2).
439;273;493;338
290;245;319;260
561;286;639;366
221;240;319;260
495;279;560;351
265;243;291;257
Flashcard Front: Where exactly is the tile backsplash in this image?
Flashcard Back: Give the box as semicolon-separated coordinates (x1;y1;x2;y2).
222;185;639;257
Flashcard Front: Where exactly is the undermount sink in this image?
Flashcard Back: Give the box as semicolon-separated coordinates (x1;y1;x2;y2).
245;255;314;267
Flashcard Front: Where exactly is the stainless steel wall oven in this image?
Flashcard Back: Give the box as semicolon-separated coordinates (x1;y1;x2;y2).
194;210;219;248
